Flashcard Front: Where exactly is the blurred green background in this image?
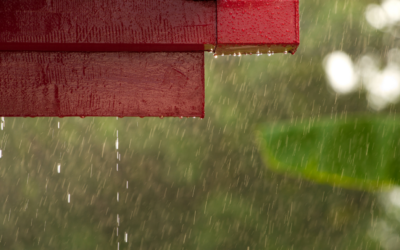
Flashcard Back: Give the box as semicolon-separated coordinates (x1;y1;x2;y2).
1;0;400;249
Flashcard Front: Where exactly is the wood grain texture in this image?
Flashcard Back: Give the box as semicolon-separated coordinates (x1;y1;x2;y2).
216;0;299;55
0;52;204;117
0;0;216;52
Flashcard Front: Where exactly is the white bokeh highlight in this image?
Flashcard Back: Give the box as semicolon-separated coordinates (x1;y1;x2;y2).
365;0;400;29
323;51;359;94
324;49;400;110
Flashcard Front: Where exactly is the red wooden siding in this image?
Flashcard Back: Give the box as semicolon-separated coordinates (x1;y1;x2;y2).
216;0;299;55
0;52;204;117
0;0;299;117
0;0;216;52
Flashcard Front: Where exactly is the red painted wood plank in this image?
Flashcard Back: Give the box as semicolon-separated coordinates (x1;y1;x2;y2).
0;0;216;52
216;0;299;55
0;52;204;117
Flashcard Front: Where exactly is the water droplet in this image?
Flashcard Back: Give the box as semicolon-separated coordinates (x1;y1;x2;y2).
68;194;70;203
126;181;128;189
0;150;2;158
116;138;119;150
124;233;128;243
57;164;61;173
238;52;241;57
57;122;60;129
116;163;118;171
214;54;218;58
284;50;288;55
117;192;119;202
268;51;272;56
117;214;120;226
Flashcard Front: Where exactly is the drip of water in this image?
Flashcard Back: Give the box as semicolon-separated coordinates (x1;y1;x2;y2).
0;149;2;158
58;122;60;129
68;194;70;203
126;181;128;189
116;138;119;150
57;164;61;173
117;192;119;202
124;232;128;242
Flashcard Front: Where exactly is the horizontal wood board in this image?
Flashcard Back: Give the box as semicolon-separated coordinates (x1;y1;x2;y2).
0;52;204;117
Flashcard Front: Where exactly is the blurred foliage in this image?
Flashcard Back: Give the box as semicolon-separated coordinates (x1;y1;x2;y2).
257;116;400;191
0;0;399;249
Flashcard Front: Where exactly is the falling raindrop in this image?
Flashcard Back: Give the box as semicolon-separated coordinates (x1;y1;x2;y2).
126;181;128;189
117;214;120;226
214;54;218;58
116;163;118;171
57;122;60;129
67;194;70;203
117;192;119;202
284;49;288;54
57;164;61;173
116;138;119;150
0;150;2;159
238;52;242;57
124;232;128;243
268;51;272;56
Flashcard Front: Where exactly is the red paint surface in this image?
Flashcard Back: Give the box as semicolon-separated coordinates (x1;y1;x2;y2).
0;0;216;51
0;52;204;117
0;0;300;117
216;0;299;55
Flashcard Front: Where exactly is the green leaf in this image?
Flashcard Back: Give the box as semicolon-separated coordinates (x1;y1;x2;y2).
256;116;400;191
